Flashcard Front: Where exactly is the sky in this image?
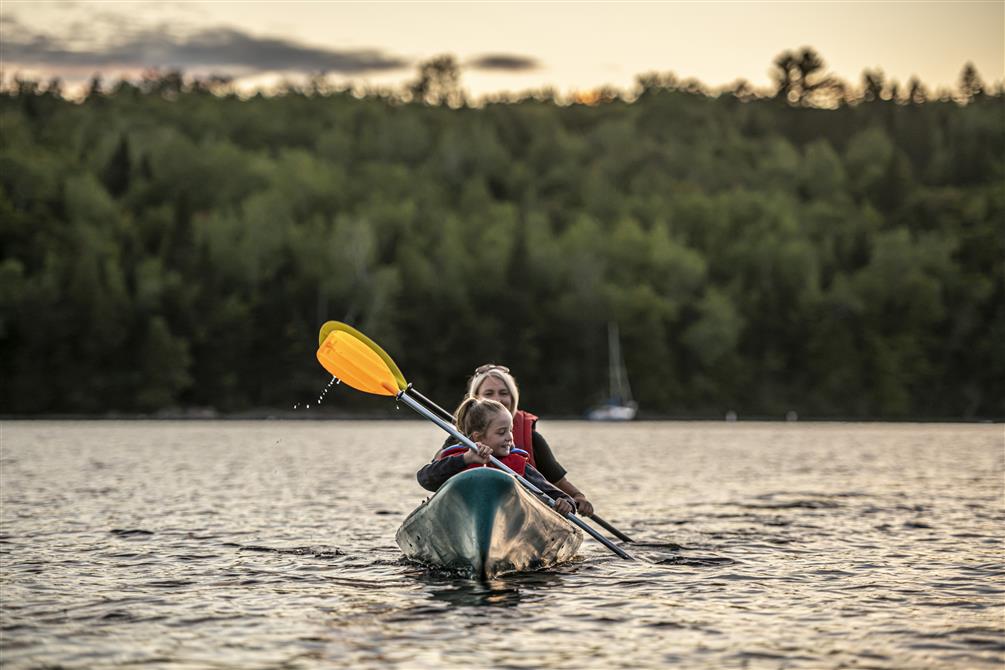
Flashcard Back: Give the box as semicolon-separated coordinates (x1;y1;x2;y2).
2;1;1003;99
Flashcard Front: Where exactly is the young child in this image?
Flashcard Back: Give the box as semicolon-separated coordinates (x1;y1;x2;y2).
416;397;577;516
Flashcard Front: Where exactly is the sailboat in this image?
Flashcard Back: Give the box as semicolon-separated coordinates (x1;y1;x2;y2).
587;322;638;421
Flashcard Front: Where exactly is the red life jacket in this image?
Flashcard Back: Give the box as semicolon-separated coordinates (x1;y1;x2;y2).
438;445;529;476
512;409;539;468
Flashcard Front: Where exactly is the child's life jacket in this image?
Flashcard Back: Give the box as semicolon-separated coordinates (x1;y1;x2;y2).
437;445;529;476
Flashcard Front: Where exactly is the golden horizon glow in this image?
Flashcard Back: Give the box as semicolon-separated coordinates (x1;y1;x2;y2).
3;1;1002;99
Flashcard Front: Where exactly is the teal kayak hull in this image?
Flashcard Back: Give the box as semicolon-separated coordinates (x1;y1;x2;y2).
396;468;583;578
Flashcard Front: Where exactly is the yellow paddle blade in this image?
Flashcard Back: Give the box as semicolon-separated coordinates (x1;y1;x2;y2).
316;321;408;396
317;330;400;396
318;321;408;391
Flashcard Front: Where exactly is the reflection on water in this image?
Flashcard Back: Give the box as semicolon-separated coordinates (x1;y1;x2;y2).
406;569;566;609
1;420;1002;669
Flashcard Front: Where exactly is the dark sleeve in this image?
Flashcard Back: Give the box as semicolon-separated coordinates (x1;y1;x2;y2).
416;455;467;492
523;464;576;509
531;430;567;484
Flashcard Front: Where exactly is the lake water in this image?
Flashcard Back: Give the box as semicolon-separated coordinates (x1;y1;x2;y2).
1;420;1002;669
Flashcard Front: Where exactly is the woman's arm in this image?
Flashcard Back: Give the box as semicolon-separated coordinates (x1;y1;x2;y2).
523;464;576;510
553;477;594;517
530;431;567;484
530;431;593;514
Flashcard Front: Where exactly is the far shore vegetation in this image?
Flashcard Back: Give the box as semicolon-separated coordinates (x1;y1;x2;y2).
2;49;1002;419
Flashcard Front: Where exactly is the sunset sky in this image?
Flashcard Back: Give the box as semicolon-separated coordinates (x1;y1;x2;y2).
3;1;1003;98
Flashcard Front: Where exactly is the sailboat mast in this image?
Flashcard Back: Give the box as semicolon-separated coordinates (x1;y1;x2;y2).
589;322;638;420
608;322;618;400
608;322;633;403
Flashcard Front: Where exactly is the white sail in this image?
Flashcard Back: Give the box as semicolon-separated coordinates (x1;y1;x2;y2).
588;322;638;421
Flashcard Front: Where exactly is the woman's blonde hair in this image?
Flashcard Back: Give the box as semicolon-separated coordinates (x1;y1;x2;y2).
466;364;520;413
454;397;510;438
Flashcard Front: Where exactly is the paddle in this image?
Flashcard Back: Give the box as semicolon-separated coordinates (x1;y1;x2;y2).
316;321;634;561
406;386;636;543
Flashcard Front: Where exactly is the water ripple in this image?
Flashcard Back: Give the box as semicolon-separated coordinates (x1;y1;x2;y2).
1;420;1002;669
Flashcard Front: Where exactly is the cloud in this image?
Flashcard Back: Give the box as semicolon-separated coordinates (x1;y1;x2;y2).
468;54;539;72
4;24;409;74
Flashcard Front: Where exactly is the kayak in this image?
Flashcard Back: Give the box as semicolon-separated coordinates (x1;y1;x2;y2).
395;467;583;578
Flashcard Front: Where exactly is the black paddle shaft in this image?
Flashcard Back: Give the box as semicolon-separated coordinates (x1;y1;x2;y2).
589;514;635;543
407;386;453;421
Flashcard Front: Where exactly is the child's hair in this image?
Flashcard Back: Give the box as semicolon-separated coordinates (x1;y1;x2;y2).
454;397;510;437
466;364;520;412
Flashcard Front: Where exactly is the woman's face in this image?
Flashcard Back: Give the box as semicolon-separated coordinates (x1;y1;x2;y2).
473;412;514;457
475;375;514;414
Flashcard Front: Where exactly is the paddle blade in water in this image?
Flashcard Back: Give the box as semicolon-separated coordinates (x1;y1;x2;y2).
318;321;407;392
317;330;400;396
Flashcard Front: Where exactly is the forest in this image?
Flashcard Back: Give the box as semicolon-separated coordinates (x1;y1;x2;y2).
1;50;1002;419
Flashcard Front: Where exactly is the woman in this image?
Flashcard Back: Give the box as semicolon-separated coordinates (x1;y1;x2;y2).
464;364;595;516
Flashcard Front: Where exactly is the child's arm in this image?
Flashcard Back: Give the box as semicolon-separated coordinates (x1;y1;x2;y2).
416;455;467;492
416;443;492;492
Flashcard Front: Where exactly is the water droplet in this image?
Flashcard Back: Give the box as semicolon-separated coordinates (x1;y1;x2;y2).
336;379;341;385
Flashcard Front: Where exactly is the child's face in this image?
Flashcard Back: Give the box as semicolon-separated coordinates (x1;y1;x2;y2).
474;412;514;456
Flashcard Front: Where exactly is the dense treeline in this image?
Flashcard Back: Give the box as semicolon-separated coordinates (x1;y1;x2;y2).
1;53;1002;419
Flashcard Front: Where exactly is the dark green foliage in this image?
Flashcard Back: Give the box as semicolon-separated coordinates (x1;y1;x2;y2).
1;64;1002;419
